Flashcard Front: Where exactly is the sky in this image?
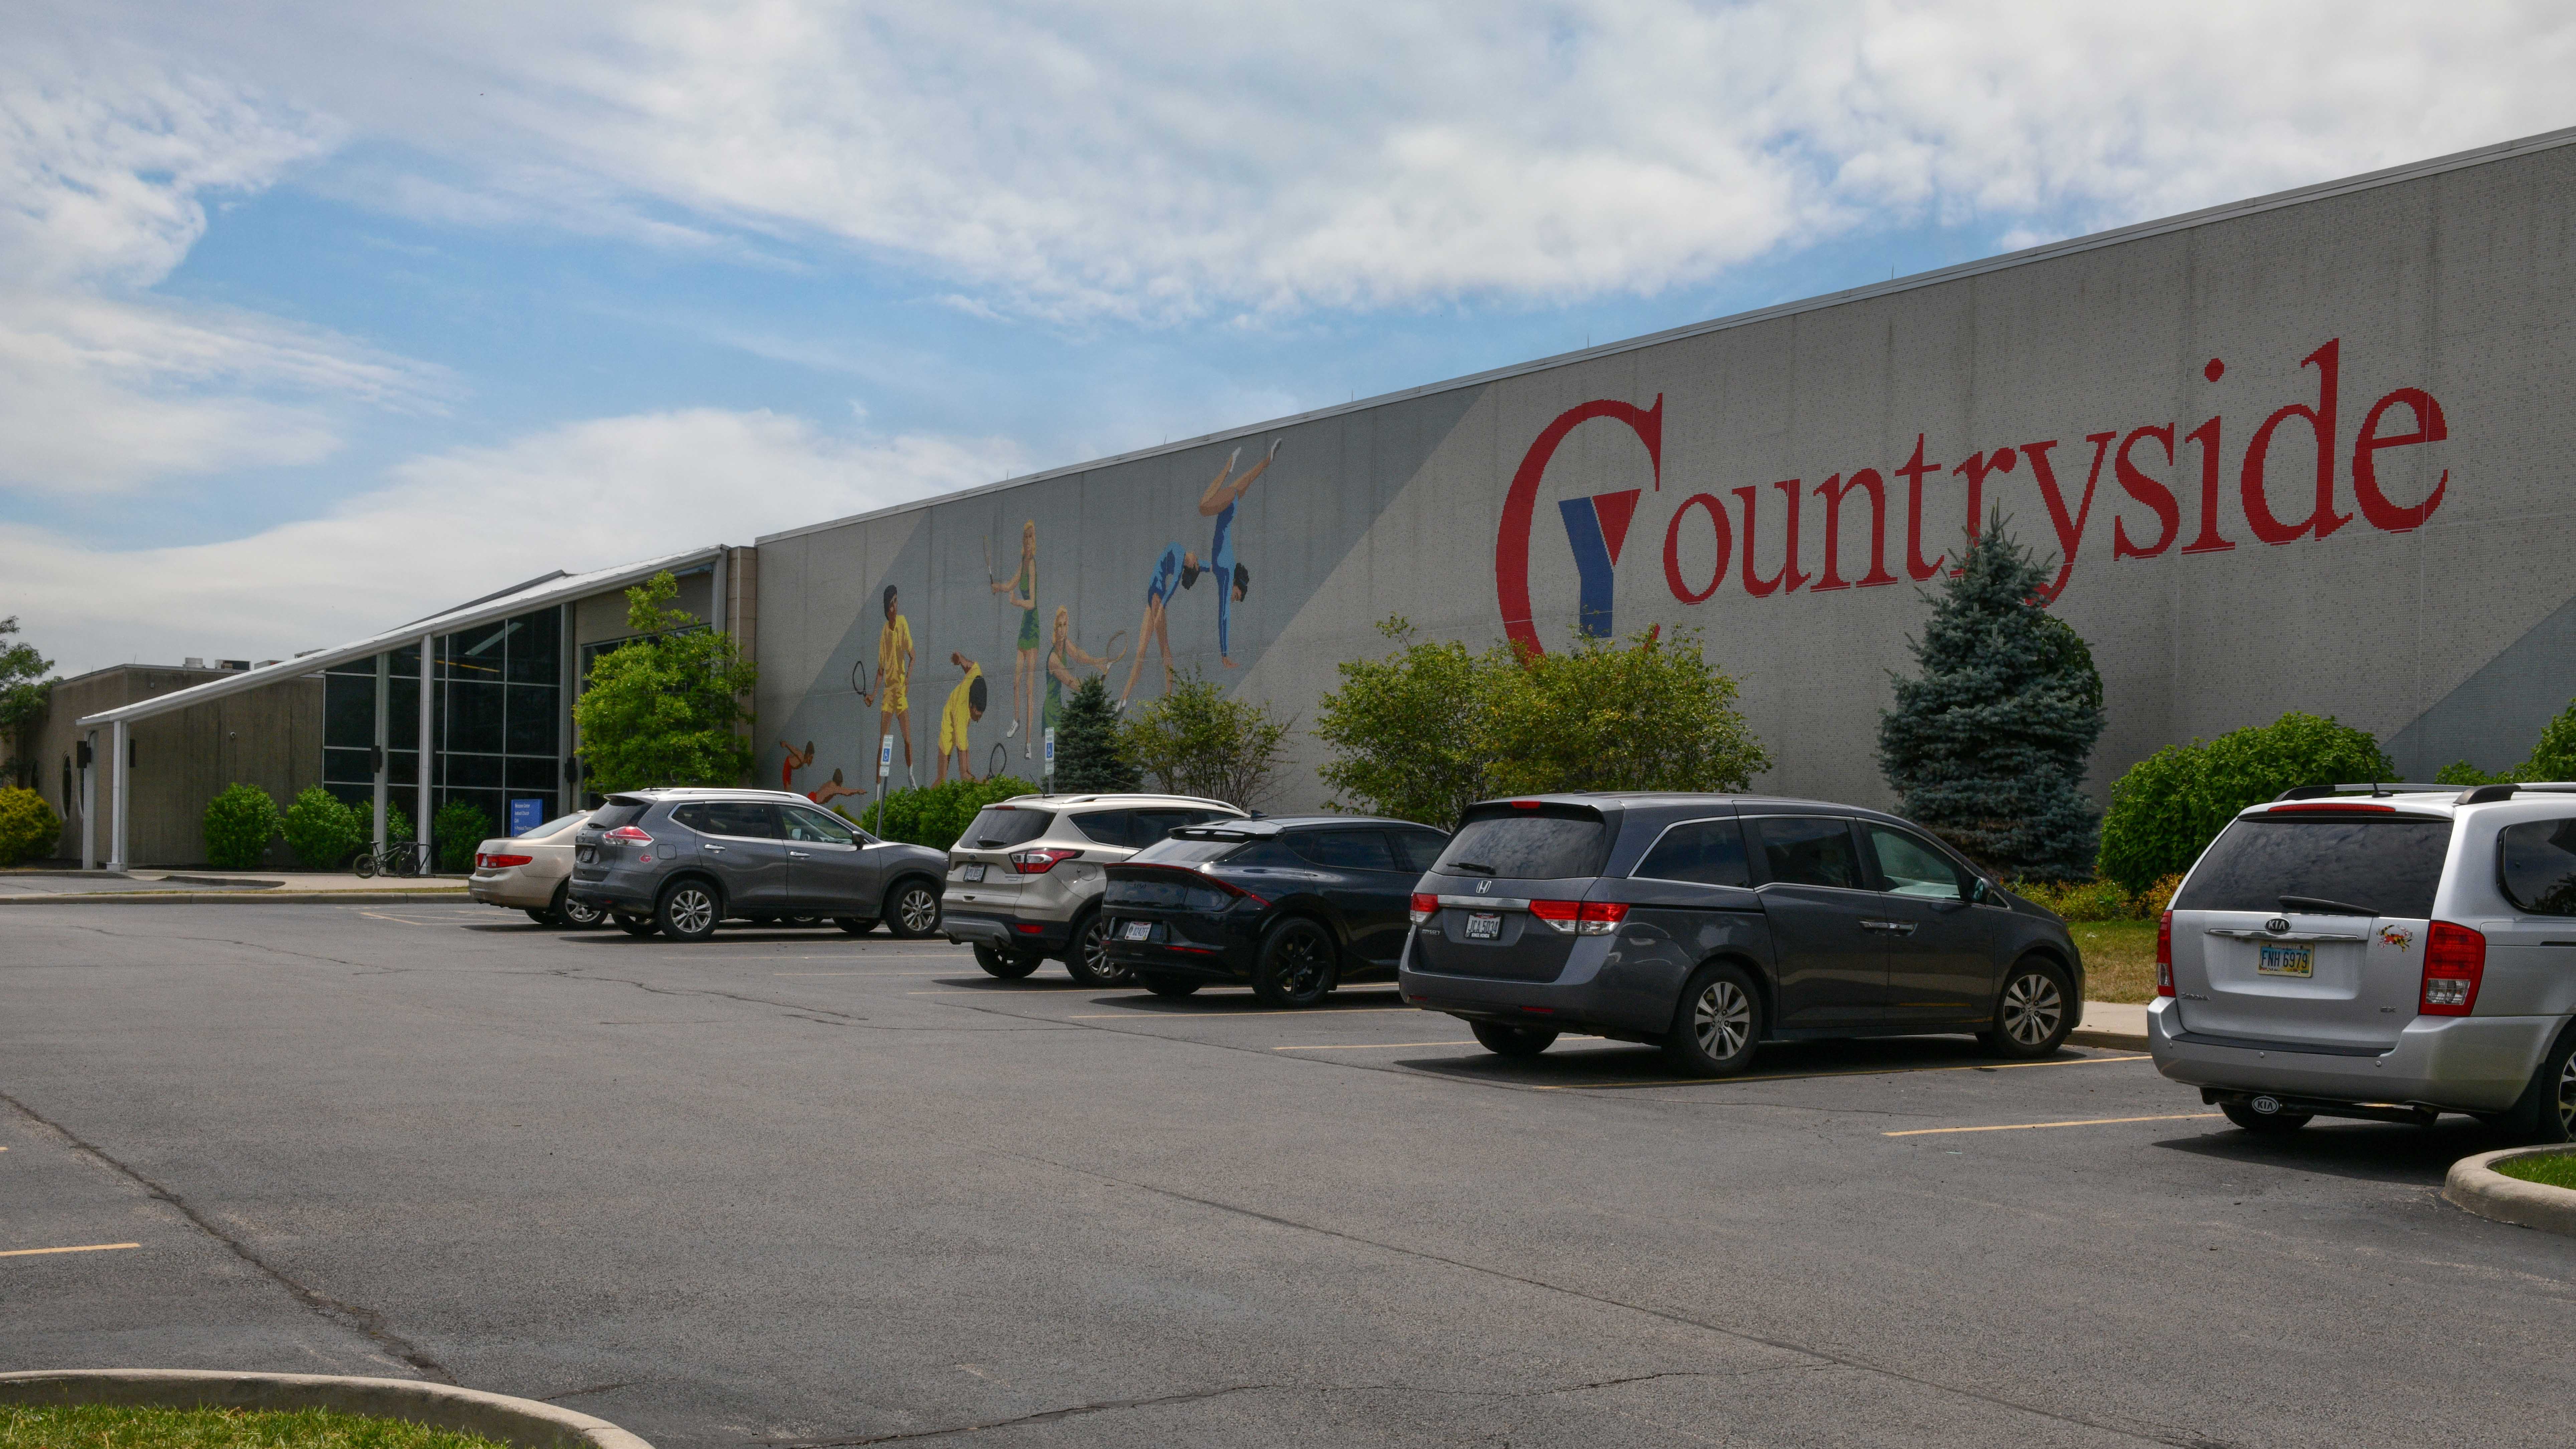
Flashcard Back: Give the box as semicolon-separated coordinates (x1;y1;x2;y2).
5;0;2573;675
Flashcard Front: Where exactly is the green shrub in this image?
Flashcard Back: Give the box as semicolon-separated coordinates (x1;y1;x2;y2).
2096;711;2392;892
1119;673;1292;811
348;798;417;845
201;783;282;869
433;800;493;873
0;785;63;865
2012;877;2133;922
867;776;1037;849
282;786;364;869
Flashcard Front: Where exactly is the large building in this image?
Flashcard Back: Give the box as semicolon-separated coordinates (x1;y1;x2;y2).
34;127;2576;865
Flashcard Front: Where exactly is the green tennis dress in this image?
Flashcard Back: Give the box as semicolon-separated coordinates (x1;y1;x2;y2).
1015;559;1040;650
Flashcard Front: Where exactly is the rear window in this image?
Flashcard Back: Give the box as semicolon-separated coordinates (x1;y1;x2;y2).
2173;816;2453;917
961;806;1053;849
519;811;592;840
2499;818;2576;916
1290;830;1397;870
1071;810;1133;846
1436;809;1608;880
590;798;651;829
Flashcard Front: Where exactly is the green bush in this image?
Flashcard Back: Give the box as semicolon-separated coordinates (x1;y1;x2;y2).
348;798;417;844
1119;672;1293;811
433;800;493;873
282;786;365;869
0;785;63;866
2096;712;2392;892
866;776;1037;849
202;783;282;869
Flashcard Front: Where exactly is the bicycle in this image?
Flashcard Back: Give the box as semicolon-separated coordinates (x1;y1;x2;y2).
351;838;431;878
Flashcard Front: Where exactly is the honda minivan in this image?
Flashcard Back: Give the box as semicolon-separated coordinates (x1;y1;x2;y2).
2150;783;2576;1140
1398;793;2083;1073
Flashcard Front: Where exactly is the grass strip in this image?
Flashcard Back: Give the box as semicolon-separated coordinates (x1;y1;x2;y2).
2070;920;2157;1004
2494;1151;2576;1190
0;1404;513;1449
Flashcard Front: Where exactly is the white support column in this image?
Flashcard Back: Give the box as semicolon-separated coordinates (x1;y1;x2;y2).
416;634;434;860
79;729;96;870
372;651;390;848
560;607;578;810
108;718;129;872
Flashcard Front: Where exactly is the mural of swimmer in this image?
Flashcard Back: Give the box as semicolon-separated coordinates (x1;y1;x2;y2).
1118;439;1278;704
989;520;1040;757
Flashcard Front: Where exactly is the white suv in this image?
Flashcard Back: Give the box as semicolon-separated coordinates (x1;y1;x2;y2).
2150;782;2576;1140
941;794;1246;983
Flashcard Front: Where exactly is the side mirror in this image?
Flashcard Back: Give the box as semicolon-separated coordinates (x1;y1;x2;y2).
1970;878;1999;905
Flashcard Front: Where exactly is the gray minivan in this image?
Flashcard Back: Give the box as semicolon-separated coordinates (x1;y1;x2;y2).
1397;793;2083;1073
569;787;950;941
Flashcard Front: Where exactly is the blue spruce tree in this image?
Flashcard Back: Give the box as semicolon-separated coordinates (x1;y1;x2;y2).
1878;515;2104;880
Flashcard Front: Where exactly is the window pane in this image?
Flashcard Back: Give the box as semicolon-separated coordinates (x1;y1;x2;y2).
2172;818;2452;917
1392;831;1449;872
506;756;560;792
1753;817;1861;889
1636;819;1751;888
445;753;502;788
1291;830;1397;870
1071;811;1133;846
591;798;652;829
1129;810;1195;846
2498;819;2576;915
783;806;858;844
448;682;504;754
1867;827;1965;900
448;623;508;680
324;675;376;750
323;748;375;786
387;678;420;751
961;807;1053;848
507;609;561;684
505;685;558;755
1437;809;1608;879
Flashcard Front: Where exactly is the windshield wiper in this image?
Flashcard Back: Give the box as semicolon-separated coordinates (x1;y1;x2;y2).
1449;861;1497;875
2280;894;2376;917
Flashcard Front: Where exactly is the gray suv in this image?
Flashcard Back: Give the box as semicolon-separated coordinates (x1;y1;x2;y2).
942;793;1245;982
569;788;949;942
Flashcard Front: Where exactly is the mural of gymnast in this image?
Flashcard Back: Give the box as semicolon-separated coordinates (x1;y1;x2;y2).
1118;439;1279;704
989;520;1040;758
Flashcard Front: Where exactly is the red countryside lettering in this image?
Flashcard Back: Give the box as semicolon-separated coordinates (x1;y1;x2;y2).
2111;425;2180;560
2351;388;2450;531
1897;435;1946;581
1811;470;1896;591
2022;433;2118;600
1733;479;1809;597
1662;492;1731;603
2181;415;2233;554
2240;339;2352;545
1948;447;2019;576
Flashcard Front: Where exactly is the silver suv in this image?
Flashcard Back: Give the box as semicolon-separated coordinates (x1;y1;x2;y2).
2151;783;2576;1140
569;788;951;942
941;794;1246;983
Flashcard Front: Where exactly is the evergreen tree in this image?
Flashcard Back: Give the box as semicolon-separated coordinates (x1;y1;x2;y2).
1052;674;1139;793
1878;515;2104;880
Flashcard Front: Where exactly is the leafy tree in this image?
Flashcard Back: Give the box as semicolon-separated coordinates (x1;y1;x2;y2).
1483;625;1767;798
1315;620;1503;827
2441;697;2576;786
0;786;63;866
573;572;758;793
282;786;365;868
433;799;493;872
202;783;282;869
0;617;57;787
869;776;1037;848
2095;711;2393;892
1118;673;1293;812
1879;516;2104;880
1052;675;1139;793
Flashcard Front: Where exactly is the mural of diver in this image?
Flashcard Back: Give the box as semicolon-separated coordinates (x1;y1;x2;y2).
1118;438;1278;705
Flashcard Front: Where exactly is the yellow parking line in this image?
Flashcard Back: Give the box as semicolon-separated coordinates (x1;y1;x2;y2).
1527;1053;2151;1091
1;1242;140;1258
1885;1113;2222;1137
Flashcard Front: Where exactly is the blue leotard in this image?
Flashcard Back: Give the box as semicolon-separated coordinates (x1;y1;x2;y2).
1146;544;1184;606
1209;501;1238;657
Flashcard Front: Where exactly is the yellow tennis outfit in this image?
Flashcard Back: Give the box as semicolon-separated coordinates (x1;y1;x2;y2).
878;615;913;711
940;663;982;755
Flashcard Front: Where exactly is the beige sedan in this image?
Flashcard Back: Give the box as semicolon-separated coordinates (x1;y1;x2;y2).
468;811;604;927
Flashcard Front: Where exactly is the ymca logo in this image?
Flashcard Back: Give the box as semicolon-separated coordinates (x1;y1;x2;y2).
1493;395;1663;655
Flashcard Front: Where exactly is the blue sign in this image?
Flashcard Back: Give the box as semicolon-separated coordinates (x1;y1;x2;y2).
508;797;546;836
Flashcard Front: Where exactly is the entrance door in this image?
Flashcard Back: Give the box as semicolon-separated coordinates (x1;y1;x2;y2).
1746;815;1884;1027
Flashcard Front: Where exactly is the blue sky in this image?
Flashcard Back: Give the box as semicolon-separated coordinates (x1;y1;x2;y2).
6;1;2571;672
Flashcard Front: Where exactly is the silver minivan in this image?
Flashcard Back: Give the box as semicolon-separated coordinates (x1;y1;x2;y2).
2150;783;2576;1140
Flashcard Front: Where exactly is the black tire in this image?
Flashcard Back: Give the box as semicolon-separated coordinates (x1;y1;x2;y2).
1061;911;1132;987
524;908;555;927
557;891;607;930
785;916;823;928
1982;958;2075;1060
835;916;879;936
1252;918;1339;1007
2222;1101;2314;1134
613;911;658;937
1664;960;1763;1076
884;877;943;939
656;879;722;942
1472;1022;1558;1058
1141;974;1201;999
974;943;1042;979
351;850;378;879
2495;1028;2576;1145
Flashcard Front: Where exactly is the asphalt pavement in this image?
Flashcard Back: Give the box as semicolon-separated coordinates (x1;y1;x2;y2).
4;901;2569;1447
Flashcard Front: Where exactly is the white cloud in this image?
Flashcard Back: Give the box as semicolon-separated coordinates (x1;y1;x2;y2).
2;408;1024;673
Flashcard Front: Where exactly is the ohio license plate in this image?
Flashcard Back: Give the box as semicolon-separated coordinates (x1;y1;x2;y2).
2257;942;2314;977
962;863;986;882
1465;913;1503;940
1123;920;1153;941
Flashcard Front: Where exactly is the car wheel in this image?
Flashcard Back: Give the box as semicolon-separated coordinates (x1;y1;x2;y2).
884;878;943;939
1141;974;1201;999
2221;1101;2313;1134
613;911;658;937
973;943;1042;979
835;916;879;936
1062;911;1132;987
1982;958;2074;1060
1664;961;1762;1076
1253;918;1339;1007
557;893;608;930
524;908;555;927
1471;1022;1558;1058
2497;1028;2576;1144
785;915;822;928
656;880;722;942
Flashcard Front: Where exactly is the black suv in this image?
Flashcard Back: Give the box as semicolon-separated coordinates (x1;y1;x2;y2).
1398;794;2083;1072
1100;816;1450;1006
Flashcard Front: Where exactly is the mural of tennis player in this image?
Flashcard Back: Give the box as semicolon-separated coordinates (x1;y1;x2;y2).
863;585;917;788
1044;604;1122;740
988;520;1040;756
936;651;988;785
1199;438;1278;668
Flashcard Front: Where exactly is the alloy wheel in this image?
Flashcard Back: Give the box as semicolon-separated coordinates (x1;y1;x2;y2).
2002;971;2065;1047
668;887;716;937
1274;929;1326;996
561;897;605;927
1693;978;1753;1060
2558;1053;2576;1133
898;885;939;934
1079;916;1131;985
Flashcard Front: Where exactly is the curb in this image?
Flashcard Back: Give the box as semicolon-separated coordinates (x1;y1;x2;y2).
2442;1146;2576;1235
2066;1027;2148;1051
0;890;472;907
0;1370;652;1449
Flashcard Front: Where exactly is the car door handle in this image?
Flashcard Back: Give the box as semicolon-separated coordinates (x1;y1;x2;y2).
702;844;726;854
787;850;811;860
1859;919;1917;935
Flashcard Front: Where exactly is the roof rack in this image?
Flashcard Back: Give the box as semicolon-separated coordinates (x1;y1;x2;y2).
2450;782;2576;805
2270;783;2456;802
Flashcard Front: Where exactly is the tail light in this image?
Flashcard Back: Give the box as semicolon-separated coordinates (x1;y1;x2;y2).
1528;900;1630;935
1009;847;1082;874
2156;911;2174;997
479;853;532;869
2421;921;2486;1015
603;825;652;845
1409;893;1437;924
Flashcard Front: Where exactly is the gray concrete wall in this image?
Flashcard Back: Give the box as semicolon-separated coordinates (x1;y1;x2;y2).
753;134;2575;816
21;666;324;867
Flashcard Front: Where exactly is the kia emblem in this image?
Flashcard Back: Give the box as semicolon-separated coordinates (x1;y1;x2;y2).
2266;917;2290;934
1477;880;1492;895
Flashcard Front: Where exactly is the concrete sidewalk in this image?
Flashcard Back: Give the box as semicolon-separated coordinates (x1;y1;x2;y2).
2071;1000;2149;1050
0;868;468;905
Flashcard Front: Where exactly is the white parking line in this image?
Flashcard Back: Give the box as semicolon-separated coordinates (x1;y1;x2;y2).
1;1242;139;1258
1885;1112;2222;1137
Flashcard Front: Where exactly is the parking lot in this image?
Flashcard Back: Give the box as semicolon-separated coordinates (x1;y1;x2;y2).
6;901;2572;1447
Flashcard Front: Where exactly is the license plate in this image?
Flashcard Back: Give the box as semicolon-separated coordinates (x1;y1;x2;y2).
2257;942;2314;978
962;863;987;882
1465;913;1503;940
1123;920;1152;941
